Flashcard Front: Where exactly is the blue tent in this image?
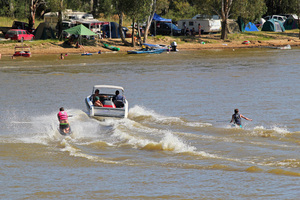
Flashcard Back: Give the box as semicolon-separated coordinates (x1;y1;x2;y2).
245;22;259;31
102;22;128;38
153;13;171;22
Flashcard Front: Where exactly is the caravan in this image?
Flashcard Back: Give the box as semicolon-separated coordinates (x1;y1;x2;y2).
177;18;221;34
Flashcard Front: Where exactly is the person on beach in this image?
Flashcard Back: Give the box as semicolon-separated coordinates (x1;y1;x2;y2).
60;53;64;59
230;108;252;128
198;23;202;38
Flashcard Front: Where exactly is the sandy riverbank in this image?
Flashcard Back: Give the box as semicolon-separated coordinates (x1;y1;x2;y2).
0;32;300;56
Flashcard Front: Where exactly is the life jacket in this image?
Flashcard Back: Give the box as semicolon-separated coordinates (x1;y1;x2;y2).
233;113;241;125
58;111;68;121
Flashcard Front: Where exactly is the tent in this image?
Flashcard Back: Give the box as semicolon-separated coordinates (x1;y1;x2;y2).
102;22;128;38
34;22;56;40
152;13;172;36
153;13;171;22
237;16;245;32
63;24;97;49
284;17;298;30
64;24;97;36
227;19;240;33
262;19;285;32
245;22;259;31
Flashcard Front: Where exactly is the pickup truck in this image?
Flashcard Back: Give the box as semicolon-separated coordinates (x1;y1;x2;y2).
0;21;34;35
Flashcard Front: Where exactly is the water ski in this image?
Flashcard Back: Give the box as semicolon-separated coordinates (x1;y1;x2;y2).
231;123;242;128
58;123;72;136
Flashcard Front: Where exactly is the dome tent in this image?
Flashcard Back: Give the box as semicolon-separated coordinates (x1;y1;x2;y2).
262;19;285;32
284;17;298;30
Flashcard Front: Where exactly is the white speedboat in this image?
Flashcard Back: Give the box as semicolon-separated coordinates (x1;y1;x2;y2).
85;85;128;118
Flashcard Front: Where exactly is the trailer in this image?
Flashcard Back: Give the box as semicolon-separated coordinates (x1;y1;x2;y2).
177;18;221;34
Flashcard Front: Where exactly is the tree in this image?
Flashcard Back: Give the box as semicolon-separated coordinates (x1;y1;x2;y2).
143;0;157;43
29;0;46;29
48;0;65;39
193;0;266;39
114;0;156;45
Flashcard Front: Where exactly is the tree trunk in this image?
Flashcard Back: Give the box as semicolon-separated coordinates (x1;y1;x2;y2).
29;0;35;29
220;0;232;40
143;0;156;43
9;0;14;18
221;19;228;39
90;0;93;14
131;18;135;47
57;0;64;40
118;13;131;46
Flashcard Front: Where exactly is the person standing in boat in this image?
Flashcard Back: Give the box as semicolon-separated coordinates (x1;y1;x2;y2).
230;108;252;128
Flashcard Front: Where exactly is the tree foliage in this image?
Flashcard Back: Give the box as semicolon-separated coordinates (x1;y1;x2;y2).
1;0;299;41
193;0;267;39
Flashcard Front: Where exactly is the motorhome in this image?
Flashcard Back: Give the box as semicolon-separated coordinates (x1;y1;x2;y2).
44;9;95;31
177;17;221;34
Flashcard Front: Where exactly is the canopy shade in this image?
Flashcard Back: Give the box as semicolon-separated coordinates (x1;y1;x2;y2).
64;24;97;36
152;13;171;22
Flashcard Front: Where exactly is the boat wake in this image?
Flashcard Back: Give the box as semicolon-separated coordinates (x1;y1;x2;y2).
3;106;300;172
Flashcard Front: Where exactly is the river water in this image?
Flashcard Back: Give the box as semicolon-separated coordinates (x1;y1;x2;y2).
1;48;300;199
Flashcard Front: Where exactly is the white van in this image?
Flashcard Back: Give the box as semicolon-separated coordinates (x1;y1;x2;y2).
177;19;221;34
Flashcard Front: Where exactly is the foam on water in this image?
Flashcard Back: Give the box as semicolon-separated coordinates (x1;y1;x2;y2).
129;105;212;127
250;125;290;137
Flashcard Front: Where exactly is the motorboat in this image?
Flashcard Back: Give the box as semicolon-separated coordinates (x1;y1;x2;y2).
85;85;128;118
13;45;31;57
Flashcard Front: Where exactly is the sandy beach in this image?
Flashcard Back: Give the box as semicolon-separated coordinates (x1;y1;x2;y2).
0;32;300;56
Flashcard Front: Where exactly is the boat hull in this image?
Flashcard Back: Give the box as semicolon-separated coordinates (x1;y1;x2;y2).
13;52;31;57
127;49;164;54
85;96;128;118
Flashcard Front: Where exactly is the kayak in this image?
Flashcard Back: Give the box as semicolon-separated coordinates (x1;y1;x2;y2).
58;123;72;136
103;43;120;51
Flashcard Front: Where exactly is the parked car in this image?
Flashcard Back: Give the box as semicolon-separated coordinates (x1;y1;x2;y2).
150;22;182;36
5;29;34;41
263;15;287;23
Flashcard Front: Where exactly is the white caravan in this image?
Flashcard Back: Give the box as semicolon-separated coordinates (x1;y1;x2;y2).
177;18;221;34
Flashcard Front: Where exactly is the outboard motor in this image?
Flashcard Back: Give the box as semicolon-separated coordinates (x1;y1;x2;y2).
171;41;177;51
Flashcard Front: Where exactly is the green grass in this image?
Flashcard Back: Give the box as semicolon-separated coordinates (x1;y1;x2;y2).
0;16;44;27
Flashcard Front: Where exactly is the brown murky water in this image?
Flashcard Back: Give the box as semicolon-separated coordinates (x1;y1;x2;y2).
1;48;300;199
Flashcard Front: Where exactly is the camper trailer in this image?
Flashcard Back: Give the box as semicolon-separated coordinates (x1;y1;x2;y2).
44;9;95;31
177;18;221;34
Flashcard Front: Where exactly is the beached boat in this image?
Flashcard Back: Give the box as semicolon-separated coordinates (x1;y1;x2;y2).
127;48;165;54
81;52;92;56
13;45;31;57
277;44;291;50
85;85;128;118
103;43;120;51
264;44;291;50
